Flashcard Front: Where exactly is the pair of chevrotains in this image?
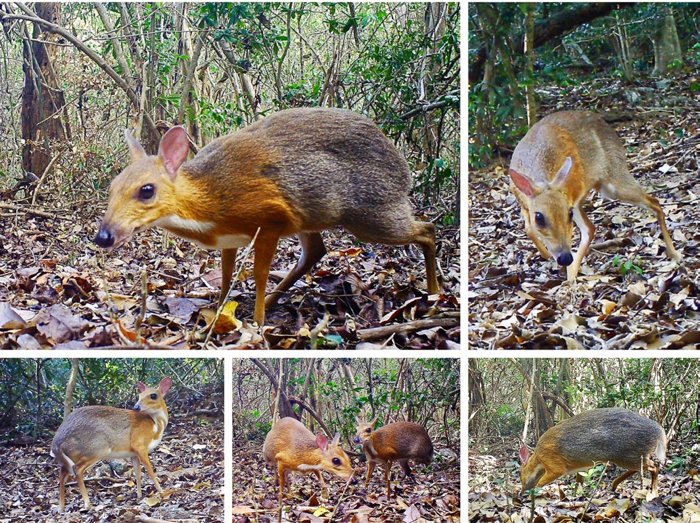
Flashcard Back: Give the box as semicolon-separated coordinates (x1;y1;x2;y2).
93;108;680;324
51;378;433;514
51;379;666;513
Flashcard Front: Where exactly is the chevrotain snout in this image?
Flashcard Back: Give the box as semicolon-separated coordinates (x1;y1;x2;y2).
94;227;115;248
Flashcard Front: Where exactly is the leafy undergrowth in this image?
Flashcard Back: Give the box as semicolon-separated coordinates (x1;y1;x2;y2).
0;412;224;522
469;73;700;349
0;207;460;349
468;440;700;523
233;442;461;522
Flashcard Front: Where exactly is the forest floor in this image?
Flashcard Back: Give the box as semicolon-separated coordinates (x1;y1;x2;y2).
0;198;460;349
232;441;461;522
468;438;700;522
468;72;700;349
0;412;224;522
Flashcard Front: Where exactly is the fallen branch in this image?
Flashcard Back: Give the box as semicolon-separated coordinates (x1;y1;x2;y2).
590;238;626;251
0;202;70;220
355;316;459;341
84;343;183;350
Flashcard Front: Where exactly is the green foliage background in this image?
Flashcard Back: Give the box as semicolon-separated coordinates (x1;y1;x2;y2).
0;358;224;436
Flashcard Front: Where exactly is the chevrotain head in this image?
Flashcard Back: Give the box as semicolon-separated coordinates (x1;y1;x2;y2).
317;432;354;480
354;416;378;444
133;377;172;416
518;445;545;492
509;156;576;266
94;127;190;249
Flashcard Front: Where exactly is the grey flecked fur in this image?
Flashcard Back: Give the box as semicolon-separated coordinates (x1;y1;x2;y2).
186;108;421;242
553;408;666;469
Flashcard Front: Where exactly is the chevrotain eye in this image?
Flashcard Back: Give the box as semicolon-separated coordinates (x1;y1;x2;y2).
535;212;546;227
332;457;341;466
138;184;155;201
568;208;574;221
150;393;157;400
365;428;371;433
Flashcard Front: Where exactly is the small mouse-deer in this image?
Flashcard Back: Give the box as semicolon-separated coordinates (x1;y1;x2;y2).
355;417;433;496
51;377;172;511
94;108;441;324
263;417;353;522
519;407;666;497
509;111;680;280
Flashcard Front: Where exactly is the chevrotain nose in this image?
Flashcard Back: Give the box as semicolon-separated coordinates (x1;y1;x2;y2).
94;227;115;248
557;252;573;266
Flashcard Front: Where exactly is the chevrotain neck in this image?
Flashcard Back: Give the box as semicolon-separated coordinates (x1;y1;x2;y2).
173;170;228;222
149;407;169;431
169;165;304;240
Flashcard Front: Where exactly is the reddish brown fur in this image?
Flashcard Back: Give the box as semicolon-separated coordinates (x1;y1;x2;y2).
165;173;302;243
355;418;433;496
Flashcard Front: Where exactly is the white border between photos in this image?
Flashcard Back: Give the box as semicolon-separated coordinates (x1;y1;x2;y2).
460;0;468;518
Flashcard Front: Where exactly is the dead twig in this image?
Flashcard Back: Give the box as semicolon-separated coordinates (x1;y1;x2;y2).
355;316;459;342
30;154;60;205
327;470;355;522
309;311;331;349
134;269;148;342
577;461;609;522
136;515;193;523
0;202;70;220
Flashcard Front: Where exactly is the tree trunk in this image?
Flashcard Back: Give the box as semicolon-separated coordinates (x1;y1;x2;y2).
64;359;79;419
176;27;208;125
21;2;68;178
417;3;448;169
524;3;537;127
652;5;682;76
518;359;553;440
467;359;486;438
610;12;635;82
252;359;295;419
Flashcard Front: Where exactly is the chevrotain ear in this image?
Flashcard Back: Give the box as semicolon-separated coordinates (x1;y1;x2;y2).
159;377;172;395
136;382;147;393
519;445;531;464
551;156;573;188
316;433;329;451
369;415;379;427
330;432;340;446
509;169;537;197
124;129;147;162
158;126;190;179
